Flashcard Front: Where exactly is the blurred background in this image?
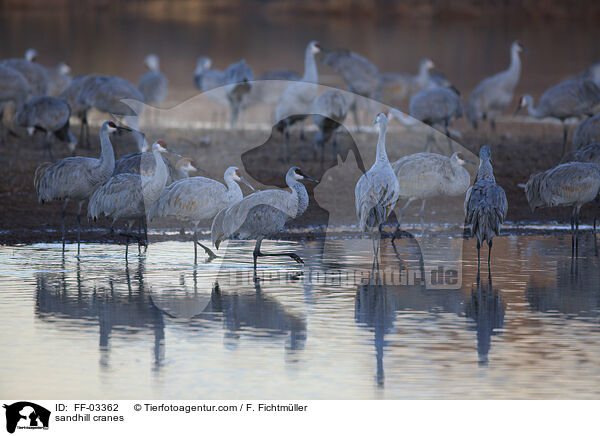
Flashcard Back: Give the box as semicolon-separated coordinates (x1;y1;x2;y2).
2;0;599;103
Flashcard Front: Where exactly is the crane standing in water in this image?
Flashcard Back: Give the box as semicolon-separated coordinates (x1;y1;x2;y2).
391;151;472;238
138;54;168;107
34;121;126;255
88;140;171;257
464;146;508;269
524;162;600;256
149;166;254;263
211;166;317;280
355;112;400;260
466;41;524;132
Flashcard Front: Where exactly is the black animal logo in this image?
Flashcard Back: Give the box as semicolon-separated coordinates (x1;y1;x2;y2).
3;402;50;434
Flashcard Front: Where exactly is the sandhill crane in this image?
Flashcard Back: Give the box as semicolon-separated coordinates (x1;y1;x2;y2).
193;56;227;123
245;69;300;108
211;166;318;280
88;140;171;256
516;78;600;155
381;58;451;105
408;85;463;152
464;146;508;269
321;48;381;129
138;54;168;106
34;121;126;255
466;41;524;131
561;142;600;164
572;112;600;149
1;49;49;97
14;96;76;158
114;152;197;185
525;162;600;255
222;59;254;127
0;64;29;140
355;113;400;260
61;75;94;146
311;89;349;147
274;41;321;141
581;61;600;87
148;166;254;263
391;151;472;237
46;62;72;96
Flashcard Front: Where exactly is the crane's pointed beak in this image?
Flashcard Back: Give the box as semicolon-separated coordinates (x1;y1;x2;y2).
303;174;319;183
116;125;132;132
167;148;183;158
239;176;255;191
464;158;477;165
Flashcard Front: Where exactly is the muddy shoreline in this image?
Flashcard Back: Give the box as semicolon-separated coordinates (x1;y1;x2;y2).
1;118;596;246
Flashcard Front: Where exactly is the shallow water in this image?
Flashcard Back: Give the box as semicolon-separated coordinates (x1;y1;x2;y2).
1;233;600;399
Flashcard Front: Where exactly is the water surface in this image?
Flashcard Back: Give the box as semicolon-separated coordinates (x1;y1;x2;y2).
1;234;599;399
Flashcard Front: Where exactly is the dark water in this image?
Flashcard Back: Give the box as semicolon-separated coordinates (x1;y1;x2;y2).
1;233;599;399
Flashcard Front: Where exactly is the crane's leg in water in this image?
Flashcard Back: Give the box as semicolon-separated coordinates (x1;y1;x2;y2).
253;236;303;281
487;239;493;269
570;209;575;257
43;131;54;160
76;201;83;257
476;239;481;271
594;216;598;257
194;227;217;262
61;199;68;254
575;207;580;257
392;198;415;241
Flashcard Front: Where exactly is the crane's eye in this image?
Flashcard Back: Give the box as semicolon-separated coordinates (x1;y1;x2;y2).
108;122;116;128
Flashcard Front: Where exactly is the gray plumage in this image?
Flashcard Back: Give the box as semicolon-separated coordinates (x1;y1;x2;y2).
572;112;600;149
519;78;600;120
381;58;451;104
211;166;317;275
464;146;508;267
1;53;49;97
466;41;523;129
246;69;300;107
518;77;600;154
580;61;600;88
223;59;254;126
525;161;600;254
355;113;399;235
409;86;463;146
34;121;121;254
88;141;170;252
138;54;168;105
113;152;197;185
14;96;76;156
0;65;29;134
148;166;253;262
274;41;321;136
321;48;381;129
46;62;72;97
321;49;381;99
311;89;349;145
392;152;471;230
561;142;600;164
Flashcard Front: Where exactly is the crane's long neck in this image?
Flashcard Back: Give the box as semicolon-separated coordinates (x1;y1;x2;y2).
375;124;389;163
224;174;243;203
286;176;309;218
302;47;318;83
477;158;495;182
98;129;115;179
508;47;522;79
417;63;430;84
146;150;168;203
